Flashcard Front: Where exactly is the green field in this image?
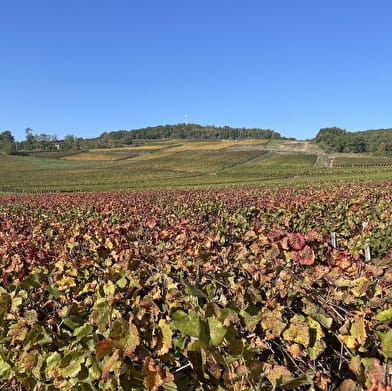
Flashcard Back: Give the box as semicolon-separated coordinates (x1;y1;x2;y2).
1;140;392;192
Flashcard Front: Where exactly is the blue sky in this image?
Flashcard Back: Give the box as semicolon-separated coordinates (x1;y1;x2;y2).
1;1;391;141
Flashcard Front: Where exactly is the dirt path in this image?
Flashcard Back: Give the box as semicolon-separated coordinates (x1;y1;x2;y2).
223;140;336;168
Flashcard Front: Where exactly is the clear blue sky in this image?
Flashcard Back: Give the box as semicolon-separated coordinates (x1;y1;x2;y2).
1;1;391;141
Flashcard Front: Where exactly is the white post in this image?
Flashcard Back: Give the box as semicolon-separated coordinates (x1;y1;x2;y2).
362;222;371;261
331;232;337;249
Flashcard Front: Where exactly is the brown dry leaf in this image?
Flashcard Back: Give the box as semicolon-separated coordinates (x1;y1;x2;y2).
123;319;140;357
142;356;174;391
7;319;28;343
101;349;120;381
289;343;304;359
267;365;293;388
261;308;286;339
315;372;331;390
265;243;280;260
351;276;370;297
348;355;363;378
20;349;39;370
338;379;360;391
24;309;38;326
95;339;114;360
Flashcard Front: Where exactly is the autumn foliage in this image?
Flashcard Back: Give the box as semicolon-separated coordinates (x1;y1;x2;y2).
0;182;392;390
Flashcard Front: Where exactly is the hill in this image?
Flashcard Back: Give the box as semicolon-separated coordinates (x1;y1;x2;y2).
95;123;282;147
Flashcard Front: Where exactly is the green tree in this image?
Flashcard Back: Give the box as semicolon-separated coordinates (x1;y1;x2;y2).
4;141;17;155
0;130;15;149
25;127;35;150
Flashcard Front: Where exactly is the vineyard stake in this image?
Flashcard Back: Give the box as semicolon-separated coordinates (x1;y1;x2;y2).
330;232;337;249
362;222;371;261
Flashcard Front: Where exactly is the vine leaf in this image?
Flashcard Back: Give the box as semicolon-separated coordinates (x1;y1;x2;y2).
95;339;114;361
288;233;306;251
338;379;359;391
283;316;310;347
266;365;293;389
123;320;140;357
89;298;111;332
172;310;201;338
381;329;392;359
157;319;173;356
375;308;392;322
0;291;11;325
208;317;226;346
101;349;120;381
292;245;315;265
61;353;85;379
308;317;326;360
339;315;367;349
142;356;174;391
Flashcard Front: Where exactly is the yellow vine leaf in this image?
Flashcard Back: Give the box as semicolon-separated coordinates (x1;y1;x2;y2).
308;317;326;360
123;320;140;357
101;349;120;381
157;319;172;356
339;315;366;349
283;317;310;347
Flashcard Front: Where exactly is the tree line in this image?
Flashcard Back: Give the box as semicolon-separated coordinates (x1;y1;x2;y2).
1;124;282;153
0;128;83;154
97;124;282;147
314;127;392;155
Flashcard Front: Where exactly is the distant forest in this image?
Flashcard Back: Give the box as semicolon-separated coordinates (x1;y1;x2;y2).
315;127;392;155
97;124;282;147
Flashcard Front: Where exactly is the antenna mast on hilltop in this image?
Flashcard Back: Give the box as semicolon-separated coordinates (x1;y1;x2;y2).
185;115;189;125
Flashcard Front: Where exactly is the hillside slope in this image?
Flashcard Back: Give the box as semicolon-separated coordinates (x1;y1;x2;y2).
1;139;392;192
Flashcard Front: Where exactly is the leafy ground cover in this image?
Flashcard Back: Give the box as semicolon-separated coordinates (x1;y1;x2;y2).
1;182;392;390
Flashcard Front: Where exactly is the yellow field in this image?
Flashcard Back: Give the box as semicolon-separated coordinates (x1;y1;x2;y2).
89;144;175;152
61;152;135;161
60;140;271;162
132;140;270;161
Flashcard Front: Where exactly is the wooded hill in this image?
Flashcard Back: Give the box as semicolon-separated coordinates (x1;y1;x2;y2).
96;123;282;146
315;127;392;155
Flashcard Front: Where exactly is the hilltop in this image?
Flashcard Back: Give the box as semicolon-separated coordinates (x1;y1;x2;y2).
95;123;283;148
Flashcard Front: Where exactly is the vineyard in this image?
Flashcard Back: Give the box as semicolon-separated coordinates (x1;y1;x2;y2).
333;157;392;168
2;139;392;192
1;182;392;390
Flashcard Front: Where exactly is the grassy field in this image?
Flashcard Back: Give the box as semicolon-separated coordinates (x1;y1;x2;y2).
1;139;392;192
